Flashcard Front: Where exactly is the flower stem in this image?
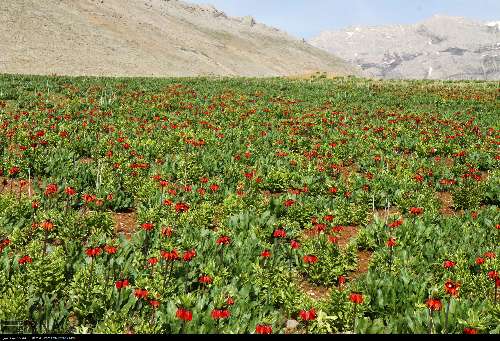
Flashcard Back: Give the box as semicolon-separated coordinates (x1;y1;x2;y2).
444;298;451;334
352;304;357;334
428;310;433;334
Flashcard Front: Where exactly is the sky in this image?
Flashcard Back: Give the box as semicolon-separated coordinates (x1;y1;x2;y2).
189;0;500;39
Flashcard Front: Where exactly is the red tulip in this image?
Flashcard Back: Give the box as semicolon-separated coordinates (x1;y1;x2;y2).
290;240;300;249
386;237;397;247
176;308;193;321
443;260;456;269
444;280;460;297
426;298;442;311
211;309;230;319
303;255;318;264
44;183;58;196
273;229;287;238
463;327;478;334
18;255;33;265
104;245;117;255
349;292;364;304
255;324;272;334
198;275;212;284
261;250;271;258
141;222;154;231
183;249;196;262
216;235;231;245
299;308;316;321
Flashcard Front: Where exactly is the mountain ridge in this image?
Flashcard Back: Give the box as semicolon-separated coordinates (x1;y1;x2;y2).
309;15;500;80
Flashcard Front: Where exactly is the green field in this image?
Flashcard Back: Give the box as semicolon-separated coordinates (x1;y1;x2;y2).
0;74;498;334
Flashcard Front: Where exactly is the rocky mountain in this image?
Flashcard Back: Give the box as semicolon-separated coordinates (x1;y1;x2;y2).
0;0;359;77
309;15;500;80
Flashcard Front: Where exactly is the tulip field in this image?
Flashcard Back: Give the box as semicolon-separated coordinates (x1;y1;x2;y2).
0;74;498;334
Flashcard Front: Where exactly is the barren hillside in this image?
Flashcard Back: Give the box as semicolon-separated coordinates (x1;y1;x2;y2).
0;0;359;77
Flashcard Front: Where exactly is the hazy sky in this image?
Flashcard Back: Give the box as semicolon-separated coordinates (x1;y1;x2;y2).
189;0;500;38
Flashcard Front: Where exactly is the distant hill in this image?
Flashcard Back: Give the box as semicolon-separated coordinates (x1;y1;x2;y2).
309;15;500;80
0;0;359;77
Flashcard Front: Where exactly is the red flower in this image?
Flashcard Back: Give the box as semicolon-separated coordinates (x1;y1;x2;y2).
349;292;364;304
64;187;76;196
273;229;287;238
149;300;161;309
314;223;326;233
284;199;295;207
484;251;496;259
115;279;129;289
216;235;231;245
161;249;180;261
303;255;318;264
104;245;117;255
255;324;272;334
85;247;102;258
0;238;10;253
329;187;338;194
44;183;58;196
338;275;346;286
148;257;158;266
328;235;338;244
176;308;193;321
210;184;219;192
200;177;209;183
226;297;234;305
476;257;485;265
41;220;54;231
163;199;173;206
463;327;478;334
161;226;173;237
299;308;317;321
443;260;456;269
134;288;149;299
183;249;196;262
32;201;40;209
409;207;423;215
211;309;230;320
487;270;498;280
426;298;442;311
386;237;397;248
414;174;424;183
198;275;212;284
175;202;190;213
261;249;271;258
290;240;300;249
444;280;460;297
9;167;20;176
82;193;96;203
18;255;33;265
141;222;154;231
323;215;334;222
332;225;344;233
388;219;403;228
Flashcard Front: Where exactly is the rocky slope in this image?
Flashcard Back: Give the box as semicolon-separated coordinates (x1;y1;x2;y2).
0;0;359;77
310;15;500;80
